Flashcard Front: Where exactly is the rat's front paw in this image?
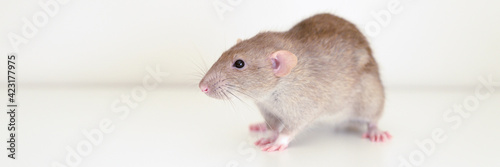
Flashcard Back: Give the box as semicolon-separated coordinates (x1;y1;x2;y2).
261;142;288;152
256;134;290;152
249;122;268;132
254;136;277;146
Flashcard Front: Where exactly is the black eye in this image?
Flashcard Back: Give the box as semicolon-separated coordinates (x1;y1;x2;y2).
233;59;245;69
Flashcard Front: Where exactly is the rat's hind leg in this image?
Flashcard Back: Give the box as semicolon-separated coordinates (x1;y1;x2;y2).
357;101;392;142
356;73;391;142
363;122;391;142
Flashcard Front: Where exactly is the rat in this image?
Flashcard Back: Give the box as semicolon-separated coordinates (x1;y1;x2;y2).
199;13;391;152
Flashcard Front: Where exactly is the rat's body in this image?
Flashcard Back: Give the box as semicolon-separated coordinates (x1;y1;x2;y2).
199;13;390;151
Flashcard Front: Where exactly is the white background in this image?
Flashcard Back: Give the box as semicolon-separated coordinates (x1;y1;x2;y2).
1;0;500;167
0;0;499;87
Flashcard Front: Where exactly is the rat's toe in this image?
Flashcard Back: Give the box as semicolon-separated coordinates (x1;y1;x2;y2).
255;136;277;146
261;143;288;152
259;134;291;152
364;130;391;142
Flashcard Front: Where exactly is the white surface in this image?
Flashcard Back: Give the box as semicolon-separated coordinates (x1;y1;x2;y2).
0;0;499;87
1;86;499;167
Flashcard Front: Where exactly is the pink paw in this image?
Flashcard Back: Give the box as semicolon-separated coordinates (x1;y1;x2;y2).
249;122;268;132
254;137;277;146
363;131;392;142
261;143;288;152
255;135;290;152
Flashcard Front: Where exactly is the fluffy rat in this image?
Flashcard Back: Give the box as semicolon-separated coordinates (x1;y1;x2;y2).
199;13;391;152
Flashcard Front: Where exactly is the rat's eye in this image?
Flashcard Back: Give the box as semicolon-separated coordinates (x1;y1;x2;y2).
233;59;245;69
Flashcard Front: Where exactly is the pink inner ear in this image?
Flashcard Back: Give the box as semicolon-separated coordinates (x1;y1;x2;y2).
272;58;280;70
270;50;297;77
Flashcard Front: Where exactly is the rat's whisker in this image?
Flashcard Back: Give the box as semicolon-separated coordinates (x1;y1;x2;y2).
192;43;210;73
226;85;257;101
190;42;210;74
221;90;239;115
225;89;251;122
186;73;205;79
226;90;245;105
187;57;207;76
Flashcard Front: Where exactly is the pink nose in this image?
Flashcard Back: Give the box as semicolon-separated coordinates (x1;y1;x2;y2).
199;84;209;93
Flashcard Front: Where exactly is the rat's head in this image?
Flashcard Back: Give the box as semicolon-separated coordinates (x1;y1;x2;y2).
198;39;297;100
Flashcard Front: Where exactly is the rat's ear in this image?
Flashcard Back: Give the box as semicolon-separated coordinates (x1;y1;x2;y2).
270;50;298;77
237;38;242;43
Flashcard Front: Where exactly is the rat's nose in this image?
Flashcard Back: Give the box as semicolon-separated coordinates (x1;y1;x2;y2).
199;83;209;93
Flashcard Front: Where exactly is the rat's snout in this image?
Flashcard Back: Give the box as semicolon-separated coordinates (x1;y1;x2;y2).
199;75;228;99
199;70;230;99
199;82;209;93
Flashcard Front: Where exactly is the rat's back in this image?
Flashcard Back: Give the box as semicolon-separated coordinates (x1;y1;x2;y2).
282;13;378;83
287;13;370;50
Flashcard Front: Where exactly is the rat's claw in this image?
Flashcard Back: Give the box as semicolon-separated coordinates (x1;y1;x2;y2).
249;122;268;132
